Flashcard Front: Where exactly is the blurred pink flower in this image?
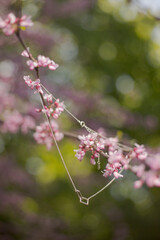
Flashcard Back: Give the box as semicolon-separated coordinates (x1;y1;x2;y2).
21;116;36;134
133;144;148;161
1;111;23;133
34;120;63;150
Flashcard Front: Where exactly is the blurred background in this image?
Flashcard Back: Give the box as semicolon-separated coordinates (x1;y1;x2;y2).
1;0;160;239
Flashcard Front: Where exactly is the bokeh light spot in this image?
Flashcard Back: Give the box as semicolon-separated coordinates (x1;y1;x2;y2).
116;74;134;94
99;42;117;61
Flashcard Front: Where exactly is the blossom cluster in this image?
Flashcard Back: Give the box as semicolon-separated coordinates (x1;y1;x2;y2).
1;11;160;193
103;150;125;179
34;120;64;150
0;13;33;36
74;133;127;178
21;49;59;71
24;76;43;94
0;78;36;135
74;132;159;186
23;75;65;119
130;148;160;189
74;133;105;165
0;74;63;150
1;111;35;134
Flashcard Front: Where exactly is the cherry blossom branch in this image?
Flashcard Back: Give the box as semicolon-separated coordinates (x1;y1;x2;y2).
1;11;160;205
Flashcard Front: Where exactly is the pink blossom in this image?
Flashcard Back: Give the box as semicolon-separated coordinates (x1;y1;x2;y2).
145;170;160;187
37;99;64;119
75;133;105;165
35;108;42;113
24;75;35;89
37;55;59;70
78;133;97;149
0;13;33;36
134;180;144;189
26;60;38;70
96;138;105;151
23;76;43;94
51;99;65;119
131;164;145;178
34;79;43;94
37;55;50;67
145;154;160;170
48;60;59;70
25;55;59;71
1;111;23;134
103;162;123;179
33;120;63;150
108;150;124;164
0;13;17;35
21;116;36;134
19;15;33;27
55;131;64;141
44;94;53;103
133;143;148;161
21;47;31;58
42;106;53;117
105;137;118;152
74;149;86;161
90;151;100;165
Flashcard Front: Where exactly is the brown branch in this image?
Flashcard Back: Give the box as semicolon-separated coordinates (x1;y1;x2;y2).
15;30;52;129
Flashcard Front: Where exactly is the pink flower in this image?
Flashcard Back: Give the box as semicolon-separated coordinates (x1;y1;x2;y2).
75;133;105;165
78;133;97;149
51;99;65;119
21;47;31;58
48;60;59;70
133;144;148;161
55;131;64;141
25;54;59;71
145;170;160;187
42;106;53;117
90;151;100;165
108;150;124;164
37;55;59;70
146;154;160;170
134;180;144;189
19;15;33;27
0;13;17;35
0;13;33;36
23;51;59;71
96;138;105;151
44;94;53;103
21;116;36;134
24;75;35;88
74;149;86;161
105;137;118;153
37;55;50;67
23;76;43;94
131;164;145;178
1;111;23;133
103;162;123;179
26;60;38;70
33;120;63;150
34;79;43;94
35;108;42;113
